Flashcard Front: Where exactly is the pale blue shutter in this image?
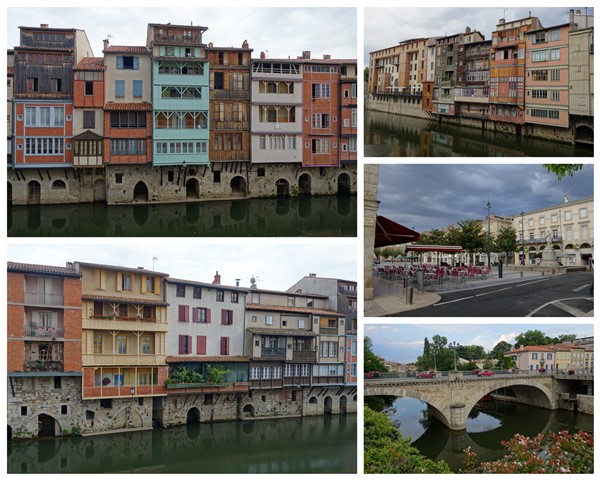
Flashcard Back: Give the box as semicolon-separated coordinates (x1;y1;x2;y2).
116;56;124;69
115;80;125;97
133;80;142;97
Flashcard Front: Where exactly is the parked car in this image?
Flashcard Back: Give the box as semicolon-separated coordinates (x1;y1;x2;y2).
416;370;436;379
472;369;481;375
538;367;546;373
477;369;494;377
366;371;382;379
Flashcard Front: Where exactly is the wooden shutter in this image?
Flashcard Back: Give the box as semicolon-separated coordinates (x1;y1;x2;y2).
178;335;186;354
221;309;226;325
197;336;206;355
154;277;161;295
192;307;199;323
178;305;189;322
206;309;211;324
220;337;229;355
141;275;147;293
116;272;123;291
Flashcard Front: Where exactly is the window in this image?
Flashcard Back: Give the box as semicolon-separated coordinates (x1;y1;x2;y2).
117;335;127;354
117;56;139;70
119;272;131;292
178;335;192;354
94;334;103;353
115;173;123;184
532;50;549;62
312;113;330;129
351;109;357;128
580;208;588;219
193;307;210;323
193;286;201;299
231;292;239;303
351;340;357;355
145;276;155;293
133;80;143;97
100;399;112;409
25;107;65;127
550;49;560;61
320;341;339;358
287;297;295;307
27;77;39;92
51;78;62;92
550;69;560;82
176;284;186;297
220;337;230;355
312;83;330;98
115;80;125;97
266;315;273;325
213;171;221;183
141;336;151;354
550;30;560;42
214;72;224;90
85;81;94;95
581;225;589;239
532;353;538;360
178;305;189;322
21;406;27;416
55;377;62;389
221;310;234;325
216;290;225;302
311;138;330;153
83;111;95;129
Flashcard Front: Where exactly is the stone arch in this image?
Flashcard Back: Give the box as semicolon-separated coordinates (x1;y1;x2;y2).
27;180;41;205
38;413;60;437
52;179;66;189
133;181;149;202
339;395;347;414
298;173;312;195
308;396;318;404
462;380;553;420
574;124;593;144
242;404;255;417
186;178;200;199
580;243;592;249
337;173;351;194
187;407;200;424
230;176;246;196
324;396;333;415
93;179;106;203
275;178;290;196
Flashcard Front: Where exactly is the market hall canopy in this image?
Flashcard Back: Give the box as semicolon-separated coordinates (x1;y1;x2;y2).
405;245;463;254
375;216;420;248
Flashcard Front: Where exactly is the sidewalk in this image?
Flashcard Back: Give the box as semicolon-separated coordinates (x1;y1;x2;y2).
364;267;576;317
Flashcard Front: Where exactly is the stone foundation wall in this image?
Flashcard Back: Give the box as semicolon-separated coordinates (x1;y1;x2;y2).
367;95;430;119
7;164;357;206
577;394;594;415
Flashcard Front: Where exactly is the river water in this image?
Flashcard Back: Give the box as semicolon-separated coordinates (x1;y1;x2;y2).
385;397;592;472
8;194;356;237
8;414;357;474
365;110;594;157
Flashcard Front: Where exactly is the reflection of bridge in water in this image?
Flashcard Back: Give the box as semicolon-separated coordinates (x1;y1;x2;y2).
407;400;593;471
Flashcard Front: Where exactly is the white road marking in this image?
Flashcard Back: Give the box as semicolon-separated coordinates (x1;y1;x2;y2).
515;278;553;287
475;287;512;297
435;287;512;306
527;297;594;317
573;284;590;292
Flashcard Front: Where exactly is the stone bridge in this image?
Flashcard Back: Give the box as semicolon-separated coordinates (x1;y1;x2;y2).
365;373;561;430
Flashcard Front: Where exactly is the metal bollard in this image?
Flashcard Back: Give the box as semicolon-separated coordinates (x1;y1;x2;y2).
406;287;413;305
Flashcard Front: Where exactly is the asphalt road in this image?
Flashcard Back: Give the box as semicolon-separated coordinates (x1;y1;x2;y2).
392;272;593;317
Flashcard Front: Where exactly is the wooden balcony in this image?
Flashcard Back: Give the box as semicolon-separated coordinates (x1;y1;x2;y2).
166;382;250;395
249;378;284;389
82;353;167;366
83;317;168;332
291;350;317;363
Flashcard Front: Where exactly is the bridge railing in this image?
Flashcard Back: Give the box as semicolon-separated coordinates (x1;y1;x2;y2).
365;368;592;381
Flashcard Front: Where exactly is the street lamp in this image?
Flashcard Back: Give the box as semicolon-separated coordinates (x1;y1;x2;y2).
520;211;525;277
485;200;491;270
450;341;460;371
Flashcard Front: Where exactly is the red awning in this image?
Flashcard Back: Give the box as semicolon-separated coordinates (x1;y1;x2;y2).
375;216;420;247
405;245;463;253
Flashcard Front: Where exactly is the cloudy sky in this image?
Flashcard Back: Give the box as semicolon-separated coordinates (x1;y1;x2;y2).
6;240;357;291
364;6;594;64
374;163;594;232
7;5;357;60
365;323;594;364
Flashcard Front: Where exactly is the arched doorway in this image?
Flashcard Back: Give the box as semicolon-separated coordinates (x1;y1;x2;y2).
27;181;41;205
276;178;290;196
186;178;200;199
38;414;57;437
298;173;311;195
339;396;347;414
242;404;255;417
337;173;351;194
133;181;149;202
230;176;246;196
93;179;106;203
324;396;333;415
187;407;200;424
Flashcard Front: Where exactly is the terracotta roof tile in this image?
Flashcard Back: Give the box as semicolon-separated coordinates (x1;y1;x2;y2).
74;57;105;71
75;261;167;276
246;303;343;317
103;102;153;111
7;261;81;277
104;45;149;54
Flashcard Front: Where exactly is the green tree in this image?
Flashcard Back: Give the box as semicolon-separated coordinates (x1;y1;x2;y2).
458;220;486;265
543;164;584;180
417;229;447;246
514;329;549;348
491;340;513;368
365;337;387;373
558;334;577;343
364;406;452;473
494;226;518;265
364;67;369;83
431;335;448;355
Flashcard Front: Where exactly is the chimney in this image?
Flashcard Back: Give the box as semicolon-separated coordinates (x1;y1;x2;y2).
260;51;265;59
40;24;49;28
302;50;311;59
213;271;221;285
465;26;471;34
235;279;240;287
499;18;505;25
103;38;110;51
564;193;570;203
323;54;331;60
570;9;575;23
242;39;249;49
208;42;213;48
309;273;317;277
